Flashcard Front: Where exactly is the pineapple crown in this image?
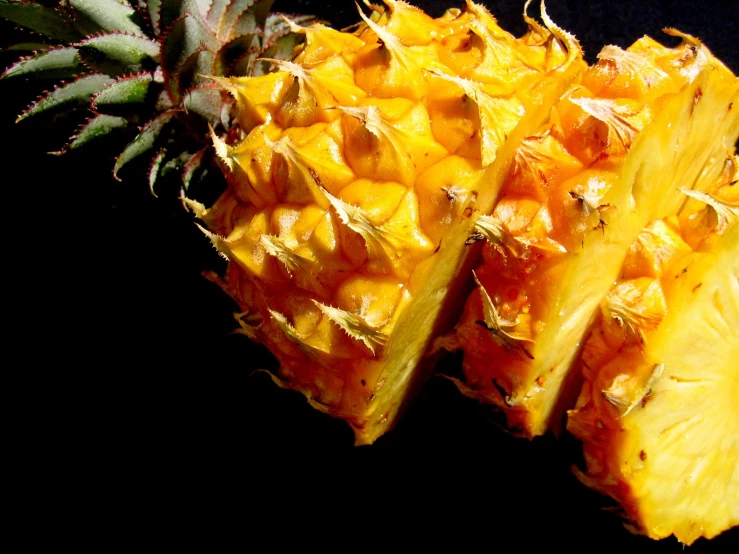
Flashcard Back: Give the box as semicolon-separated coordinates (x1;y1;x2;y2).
0;0;316;191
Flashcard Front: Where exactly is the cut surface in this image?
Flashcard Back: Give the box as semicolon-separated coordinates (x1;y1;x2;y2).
441;33;739;437
568;161;739;543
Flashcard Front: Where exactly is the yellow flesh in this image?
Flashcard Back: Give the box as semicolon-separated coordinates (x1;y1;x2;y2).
444;33;739;437
568;164;739;542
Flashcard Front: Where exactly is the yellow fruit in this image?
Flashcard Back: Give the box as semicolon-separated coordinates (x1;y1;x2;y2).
192;0;584;444
440;32;739;437
567;158;739;544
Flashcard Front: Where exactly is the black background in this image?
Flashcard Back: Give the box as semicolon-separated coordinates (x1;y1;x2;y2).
2;0;738;549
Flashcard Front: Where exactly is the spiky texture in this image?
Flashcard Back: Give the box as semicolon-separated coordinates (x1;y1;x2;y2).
198;0;585;444
0;0;317;190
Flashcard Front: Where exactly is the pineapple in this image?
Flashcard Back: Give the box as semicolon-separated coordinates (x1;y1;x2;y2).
440;32;739;437
567;157;739;544
194;0;585;444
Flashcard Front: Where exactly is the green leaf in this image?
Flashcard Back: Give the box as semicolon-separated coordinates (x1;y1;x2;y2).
114;110;176;178
161;13;218;100
4;42;53;52
93;73;154;106
178;49;216;93
1;47;84;80
214;33;258;76
18;73;114;121
68;0;144;35
148;148;167;196
183;85;223;125
206;0;228;36
0;0;81;41
78;33;160;66
65;113;128;151
182;148;208;190
148;0;162;34
229;0;273;39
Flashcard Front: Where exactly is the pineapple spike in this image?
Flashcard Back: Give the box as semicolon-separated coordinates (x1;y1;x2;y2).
259;234;312;273
268;308;331;357
472;271;535;359
181;193;208;219
474;214;528;257
679;188;739;232
209;124;236;171
195;223;231;261
539;0;582;69
355;2;413;70
522;0;547;37
568;94;642;151
233;310;263;341
597;45;669;87
320;187;400;260
427;69;523;165
312;300;388;355
602;363;665;419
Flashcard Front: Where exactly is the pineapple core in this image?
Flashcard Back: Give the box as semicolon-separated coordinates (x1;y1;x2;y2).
195;0;584;443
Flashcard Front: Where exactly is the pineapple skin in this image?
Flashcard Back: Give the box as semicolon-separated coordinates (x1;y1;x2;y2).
567;162;739;544
443;32;739;438
198;0;585;444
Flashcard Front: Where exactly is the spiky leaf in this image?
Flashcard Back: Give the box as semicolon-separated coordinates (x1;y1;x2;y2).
148;148;167;196
182;148;208;190
18;73;114;121
1;47;84;80
93;73;154;106
183;84;223;125
0;0;81;42
113;110;176;178
78;33;160;69
65;113;128;151
219;0;271;40
68;0;144;36
161;13;218;99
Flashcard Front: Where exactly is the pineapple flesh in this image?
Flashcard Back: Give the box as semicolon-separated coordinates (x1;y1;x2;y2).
195;0;584;444
440;32;739;437
567;157;739;544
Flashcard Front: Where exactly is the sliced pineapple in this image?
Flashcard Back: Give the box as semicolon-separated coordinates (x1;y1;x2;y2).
568;171;739;543
198;0;585;444
441;33;739;437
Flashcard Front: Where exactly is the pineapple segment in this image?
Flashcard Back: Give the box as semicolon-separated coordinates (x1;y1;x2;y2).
568;165;739;543
442;34;739;437
200;0;585;444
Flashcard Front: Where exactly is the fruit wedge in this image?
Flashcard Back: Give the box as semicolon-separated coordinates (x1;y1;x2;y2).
440;32;739;437
567;158;739;543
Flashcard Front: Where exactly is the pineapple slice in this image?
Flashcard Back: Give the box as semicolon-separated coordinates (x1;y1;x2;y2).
197;0;585;444
568;163;739;543
441;33;739;437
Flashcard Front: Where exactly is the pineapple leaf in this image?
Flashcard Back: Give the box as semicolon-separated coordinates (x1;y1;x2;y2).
183;84;223;125
161;13;218;100
113;110;176;179
0;0;81;42
148;0;162;34
229;0;273;38
206;0;228;34
78;33;160;68
68;0;144;36
92;73;155;106
62;113;128;152
182;147;208;190
177;48;216;93
1;46;84;80
148;149;167;197
4;42;52;51
18;73;114;122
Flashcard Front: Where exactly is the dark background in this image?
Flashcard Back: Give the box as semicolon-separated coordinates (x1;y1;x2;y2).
2;0;737;549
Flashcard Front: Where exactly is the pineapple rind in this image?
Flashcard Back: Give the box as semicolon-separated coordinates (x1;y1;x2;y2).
206;1;586;444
